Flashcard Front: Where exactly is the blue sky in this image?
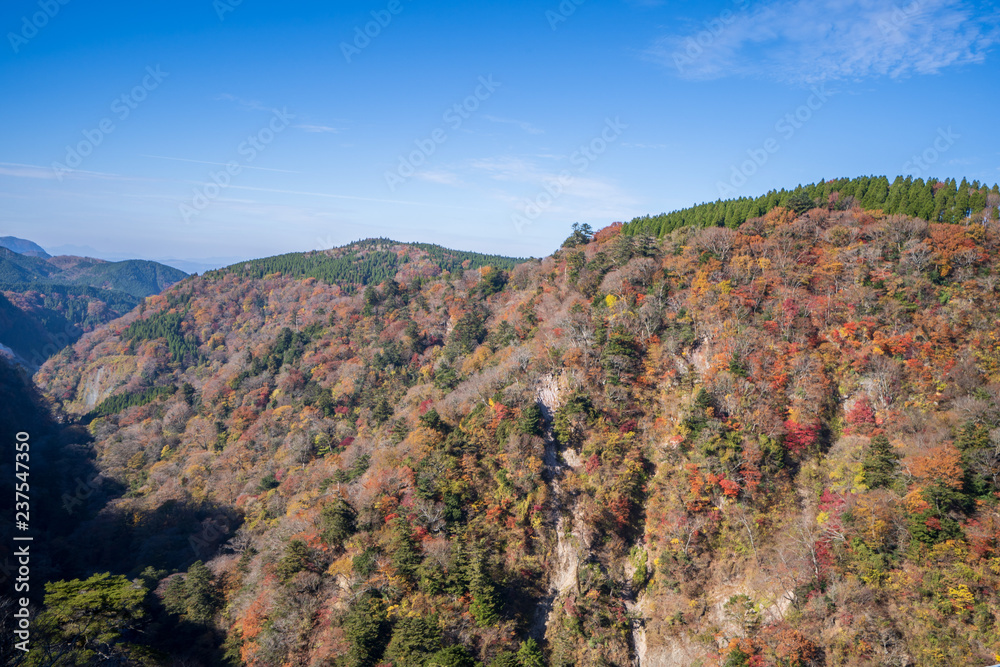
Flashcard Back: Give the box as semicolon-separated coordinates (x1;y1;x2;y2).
1;0;999;270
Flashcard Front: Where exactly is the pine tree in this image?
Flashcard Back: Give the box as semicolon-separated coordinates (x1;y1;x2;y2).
320;498;356;548
343;593;390;667
383;615;442;666
419;407;448;434
862;435;899;489
516;639;546;667
32;573;151;664
489;651;520;667
389;517;421;584
275;540;313;582
184;560;217;623
518;403;544;436
162;575;188;616
427;645;476;667
861;177;888;210
465;542;502;627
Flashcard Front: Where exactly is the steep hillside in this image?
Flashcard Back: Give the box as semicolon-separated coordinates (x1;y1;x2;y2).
22;191;1000;666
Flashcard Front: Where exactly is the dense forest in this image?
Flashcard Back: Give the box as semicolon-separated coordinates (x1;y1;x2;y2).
7;178;1000;666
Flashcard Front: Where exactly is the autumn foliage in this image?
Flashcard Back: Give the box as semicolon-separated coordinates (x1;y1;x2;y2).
21;182;1000;666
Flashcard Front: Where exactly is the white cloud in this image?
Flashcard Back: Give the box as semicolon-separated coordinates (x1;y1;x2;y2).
647;0;1000;83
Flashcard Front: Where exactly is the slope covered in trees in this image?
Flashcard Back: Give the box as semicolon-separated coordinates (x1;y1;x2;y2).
625;175;1000;237
15;184;1000;666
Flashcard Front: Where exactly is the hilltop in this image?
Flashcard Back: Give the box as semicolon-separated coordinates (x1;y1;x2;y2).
12;178;1000;666
211;238;527;288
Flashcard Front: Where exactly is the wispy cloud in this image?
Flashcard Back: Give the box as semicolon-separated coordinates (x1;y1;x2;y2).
482;115;545;135
468;156;540;182
414;170;464;186
647;0;1000;83
0;162;60;179
215;93;285;113
226;184;489;211
294;124;342;134
0;162;139;181
140;154;301;174
466;154;640;218
621;142;672;149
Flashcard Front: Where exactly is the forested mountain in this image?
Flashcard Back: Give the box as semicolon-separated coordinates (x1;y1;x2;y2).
0;236;50;258
0;248;187;367
10;180;1000;666
214;238;527;290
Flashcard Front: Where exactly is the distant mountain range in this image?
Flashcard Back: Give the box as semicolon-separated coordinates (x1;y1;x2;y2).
46;243;245;274
0;247;187;297
0;239;188;368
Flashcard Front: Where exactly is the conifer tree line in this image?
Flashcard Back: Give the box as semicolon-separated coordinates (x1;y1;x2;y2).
624;175;1000;236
